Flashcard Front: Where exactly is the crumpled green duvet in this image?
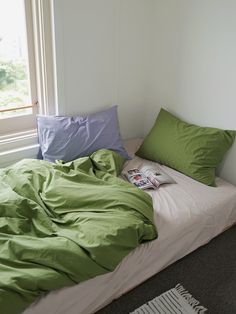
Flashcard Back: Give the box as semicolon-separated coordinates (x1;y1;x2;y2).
0;149;157;314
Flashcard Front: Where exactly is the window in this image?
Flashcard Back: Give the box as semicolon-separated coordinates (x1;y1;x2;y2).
0;0;38;135
0;0;56;153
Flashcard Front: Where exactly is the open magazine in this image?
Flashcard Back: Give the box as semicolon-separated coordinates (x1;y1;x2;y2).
123;165;175;190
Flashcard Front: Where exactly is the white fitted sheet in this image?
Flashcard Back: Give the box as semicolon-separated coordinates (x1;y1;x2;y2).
24;139;236;314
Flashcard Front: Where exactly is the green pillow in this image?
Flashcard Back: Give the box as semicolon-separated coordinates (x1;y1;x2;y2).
136;108;235;186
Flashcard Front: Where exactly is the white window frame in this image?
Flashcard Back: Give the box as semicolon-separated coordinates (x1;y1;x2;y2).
0;0;57;156
32;0;57;116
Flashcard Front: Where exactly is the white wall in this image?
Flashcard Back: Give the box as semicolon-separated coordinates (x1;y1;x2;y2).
53;0;155;139
148;0;236;185
53;0;236;185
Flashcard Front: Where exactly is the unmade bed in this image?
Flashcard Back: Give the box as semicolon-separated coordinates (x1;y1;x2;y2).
23;139;236;314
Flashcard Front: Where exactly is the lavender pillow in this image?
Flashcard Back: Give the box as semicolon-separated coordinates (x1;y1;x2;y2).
37;106;129;162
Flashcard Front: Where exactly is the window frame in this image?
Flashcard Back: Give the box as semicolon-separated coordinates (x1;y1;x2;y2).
0;0;57;152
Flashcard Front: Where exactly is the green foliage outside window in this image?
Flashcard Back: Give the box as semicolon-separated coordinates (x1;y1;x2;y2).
0;60;29;116
0;60;27;89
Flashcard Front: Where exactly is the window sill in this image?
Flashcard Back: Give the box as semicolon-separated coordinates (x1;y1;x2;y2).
0;129;39;167
0;129;38;152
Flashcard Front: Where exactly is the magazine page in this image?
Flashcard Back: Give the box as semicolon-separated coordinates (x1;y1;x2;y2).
140;166;175;187
124;168;155;190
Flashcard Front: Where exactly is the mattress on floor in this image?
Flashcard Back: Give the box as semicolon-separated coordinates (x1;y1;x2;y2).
24;139;236;314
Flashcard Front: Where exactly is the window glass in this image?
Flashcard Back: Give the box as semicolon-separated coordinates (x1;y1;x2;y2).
0;0;32;118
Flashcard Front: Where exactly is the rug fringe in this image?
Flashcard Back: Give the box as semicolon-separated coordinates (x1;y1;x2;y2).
175;284;208;313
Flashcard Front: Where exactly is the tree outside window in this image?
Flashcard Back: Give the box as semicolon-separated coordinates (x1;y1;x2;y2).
0;0;32;117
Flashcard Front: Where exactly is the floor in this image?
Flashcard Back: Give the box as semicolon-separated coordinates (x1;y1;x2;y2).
97;225;236;314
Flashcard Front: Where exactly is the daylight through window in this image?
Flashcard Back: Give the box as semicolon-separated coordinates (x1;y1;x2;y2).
0;0;34;118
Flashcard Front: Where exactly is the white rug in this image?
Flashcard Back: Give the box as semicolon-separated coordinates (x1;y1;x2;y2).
130;284;207;314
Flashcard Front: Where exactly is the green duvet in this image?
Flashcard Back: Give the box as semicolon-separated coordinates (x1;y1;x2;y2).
0;149;157;314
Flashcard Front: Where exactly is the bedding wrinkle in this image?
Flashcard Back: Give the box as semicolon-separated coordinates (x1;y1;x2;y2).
22;139;236;314
0;149;157;314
